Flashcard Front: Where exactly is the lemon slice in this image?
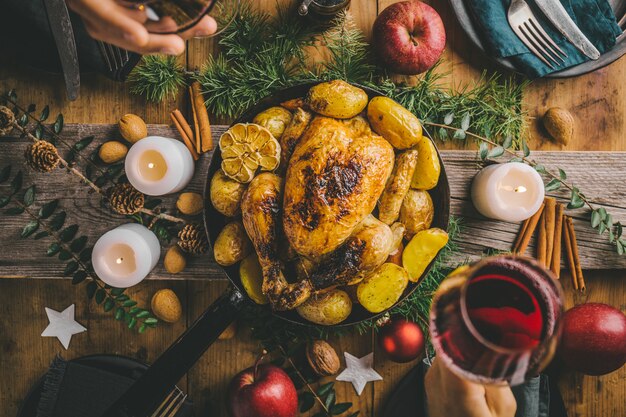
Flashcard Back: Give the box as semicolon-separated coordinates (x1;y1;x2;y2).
219;123;281;183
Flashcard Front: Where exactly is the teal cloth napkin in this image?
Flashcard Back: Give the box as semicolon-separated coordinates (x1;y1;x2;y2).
467;0;623;77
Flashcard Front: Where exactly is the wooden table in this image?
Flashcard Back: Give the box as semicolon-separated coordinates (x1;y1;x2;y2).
0;1;624;417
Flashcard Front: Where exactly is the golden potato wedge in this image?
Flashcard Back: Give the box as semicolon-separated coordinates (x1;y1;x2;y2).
399;190;434;239
367;96;423;150
297;289;352;325
402;228;449;282
410;138;441;190
239;254;268;305
357;263;409;313
252;106;293;139
210;169;247;217
213;221;252;266
305;80;368;119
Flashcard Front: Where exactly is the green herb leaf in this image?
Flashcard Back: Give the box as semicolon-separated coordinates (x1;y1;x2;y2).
599;222;607;234
39;105;49;122
86;281;97;299
23;185;35;206
324;390;336;410
21;221;39;238
79;247;92;262
317;382;334;397
534;165;547;174
136;310;151;318
95;289;106;304
49;211;67;231
10;171;23;194
299;392;315;413
115;294;130;302
138;324;148;334
143;317;158;325
591;210;601;228
0;196;10;208
72;271;87;284
5;206;24;215
438;127;448;139
115;307;125;320
53;113;64;134
545;179;561;191
460;113;470;131
104;298;115;312
110;287;125;296
523;141;530;157
128;317;137;329
74;136;94;151
331;403;352;415
47;243;61;256
35;125;43;139
0;165;11;183
567;187;585;209
123;300;137;308
617;241;624;255
453;129;466;140
487;147;504;158
64;261;78;276
478;142;488;160
34;231;49;240
59;224;79;242
58;250;72;261
38;200;59;219
70;236;88;252
502;135;513;149
558;168;567;180
443;112;454;125
598;207;607;220
27;103;36;113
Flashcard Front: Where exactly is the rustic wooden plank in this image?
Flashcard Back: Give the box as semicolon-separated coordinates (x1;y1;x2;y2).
1;124;624;281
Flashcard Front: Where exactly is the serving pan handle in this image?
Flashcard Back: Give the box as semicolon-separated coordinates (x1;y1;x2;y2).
99;286;245;417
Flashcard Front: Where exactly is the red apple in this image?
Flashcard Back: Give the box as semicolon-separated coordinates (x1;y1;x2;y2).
373;0;446;75
227;356;298;417
559;303;626;376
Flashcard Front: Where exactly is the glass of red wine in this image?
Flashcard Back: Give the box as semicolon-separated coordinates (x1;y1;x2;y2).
429;255;563;386
121;0;240;35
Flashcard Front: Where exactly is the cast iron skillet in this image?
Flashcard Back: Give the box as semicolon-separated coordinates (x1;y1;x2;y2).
101;82;450;417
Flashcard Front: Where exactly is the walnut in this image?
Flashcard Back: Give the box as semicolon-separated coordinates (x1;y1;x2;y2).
306;340;340;376
542;107;574;146
119;113;148;144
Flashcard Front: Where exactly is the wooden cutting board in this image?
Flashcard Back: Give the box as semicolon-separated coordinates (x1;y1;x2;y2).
0;124;624;281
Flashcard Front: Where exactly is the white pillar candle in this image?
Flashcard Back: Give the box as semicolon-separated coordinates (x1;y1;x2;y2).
471;162;545;222
125;136;194;196
92;223;161;288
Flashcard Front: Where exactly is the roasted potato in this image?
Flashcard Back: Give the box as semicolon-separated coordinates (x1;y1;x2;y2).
378;150;419;224
297;289;353;325
402;228;449;282
410;138;441;190
357;263;409;313
399;190;434;239
306;80;368;119
213;221;252;266
367;96;423;150
239;254;268;305
210;169;247;217
252;106;293;139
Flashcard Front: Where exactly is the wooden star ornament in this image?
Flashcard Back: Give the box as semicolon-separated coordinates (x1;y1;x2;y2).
336;352;383;395
41;304;86;349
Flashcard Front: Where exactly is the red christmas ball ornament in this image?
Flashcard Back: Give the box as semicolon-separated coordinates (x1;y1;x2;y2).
378;318;425;363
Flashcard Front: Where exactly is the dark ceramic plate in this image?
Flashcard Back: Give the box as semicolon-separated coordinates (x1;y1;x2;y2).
449;0;626;77
203;82;451;328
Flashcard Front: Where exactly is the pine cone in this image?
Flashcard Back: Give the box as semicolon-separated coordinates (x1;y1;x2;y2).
178;224;208;255
0;106;15;136
109;183;145;215
25;140;60;172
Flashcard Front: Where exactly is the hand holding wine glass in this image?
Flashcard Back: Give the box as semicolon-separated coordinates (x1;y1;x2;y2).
425;359;517;417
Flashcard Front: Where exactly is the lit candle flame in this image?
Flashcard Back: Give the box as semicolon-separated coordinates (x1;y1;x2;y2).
501;185;527;193
116;258;123;264
148;163;155;169
515;185;527;193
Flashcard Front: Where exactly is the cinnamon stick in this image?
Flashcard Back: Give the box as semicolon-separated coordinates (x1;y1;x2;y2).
191;81;212;152
544;197;556;267
563;217;578;290
537;211;547;266
513;202;545;254
189;86;201;154
566;216;585;292
550;203;564;278
170;109;199;161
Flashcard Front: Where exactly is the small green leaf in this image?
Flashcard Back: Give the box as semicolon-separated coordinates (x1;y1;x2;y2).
616;223;623;239
523;141;530;157
558;168;567;180
59;224;79;242
70;235;88;252
591;210;601;228
617;241;624;255
608;229;615;243
86;281;98;299
35;125;43;139
0;196;10;208
460;113;470;131
21;221;39;238
122;300;137;308
438;127;448;139
72;271;87;284
23;185;35;206
128;317;137;329
27;103;36;113
443;112;454;125
317;382;334;397
478;142;488;160
58;250;72;261
115;307;125;320
324;391;336;410
79;247;92;262
567;188;585;209
95;289;106;304
10;171;23;194
534;164;547;174
299;392;315;413
487;147;504;158
18;113;28;127
143;317;158;325
509;157;523;163
138;323;148;334
606;213;613;228
34;231;49;240
544;179;561;191
39;105;49;122
501;135;513;149
5;206;24;215
598;207;607;220
0;165;11;183
129;306;141;315
53;113;64;134
136;310;151;318
453;129;466;140
74;136;94;151
599;222;607;235
110;287;125;296
331;403;352;415
47;242;61;256
115;294;130;302
49;211;66;231
104;298;115;312
38;200;59;219
64;261;79;276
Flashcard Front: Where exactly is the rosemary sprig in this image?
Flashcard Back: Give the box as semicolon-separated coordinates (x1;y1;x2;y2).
427;121;625;254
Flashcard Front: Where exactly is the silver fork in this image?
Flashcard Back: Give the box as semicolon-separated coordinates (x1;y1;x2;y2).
149;386;188;417
97;41;130;80
507;0;567;69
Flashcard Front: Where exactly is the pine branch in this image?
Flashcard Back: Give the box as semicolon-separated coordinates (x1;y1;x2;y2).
128;55;187;102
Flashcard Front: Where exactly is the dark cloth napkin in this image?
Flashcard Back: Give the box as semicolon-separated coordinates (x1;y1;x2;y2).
466;0;623;77
34;356;193;417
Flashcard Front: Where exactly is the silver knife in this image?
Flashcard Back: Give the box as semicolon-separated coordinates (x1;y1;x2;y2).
535;0;600;60
43;0;81;100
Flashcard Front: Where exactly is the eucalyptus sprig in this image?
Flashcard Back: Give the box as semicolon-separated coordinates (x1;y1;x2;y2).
427;120;625;254
0;165;158;332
